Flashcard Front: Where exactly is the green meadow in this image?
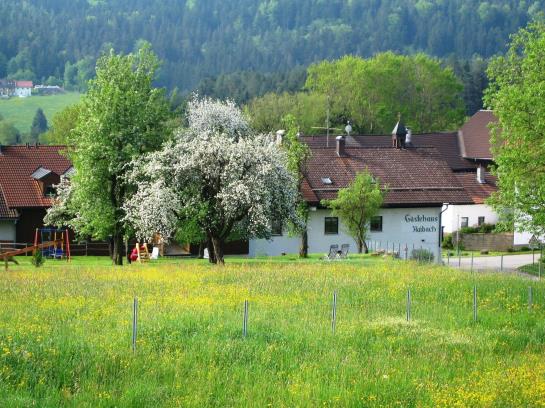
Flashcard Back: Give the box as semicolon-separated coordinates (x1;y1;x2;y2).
1;257;545;407
0;93;81;134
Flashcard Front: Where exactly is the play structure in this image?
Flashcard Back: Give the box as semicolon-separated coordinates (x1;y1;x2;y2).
35;228;71;259
1;228;71;270
130;243;160;263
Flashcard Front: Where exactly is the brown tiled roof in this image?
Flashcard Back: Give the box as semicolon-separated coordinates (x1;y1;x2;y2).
458;110;499;160
301;132;477;171
303;146;473;207
0;185;18;219
454;172;498;205
0;145;71;209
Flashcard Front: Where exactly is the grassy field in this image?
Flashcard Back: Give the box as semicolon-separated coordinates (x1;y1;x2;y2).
1;258;545;406
0;93;81;133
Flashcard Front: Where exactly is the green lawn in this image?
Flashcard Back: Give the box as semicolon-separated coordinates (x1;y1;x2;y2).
443;249;537;258
1;258;544;406
0;93;81;133
519;261;544;278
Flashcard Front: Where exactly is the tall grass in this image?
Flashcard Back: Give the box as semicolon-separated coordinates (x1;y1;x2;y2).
0;260;544;406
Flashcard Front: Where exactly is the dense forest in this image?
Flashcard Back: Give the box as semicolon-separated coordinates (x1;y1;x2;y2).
0;0;541;94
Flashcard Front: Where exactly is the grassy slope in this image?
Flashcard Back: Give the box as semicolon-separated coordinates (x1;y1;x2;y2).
0;93;81;133
0;258;544;406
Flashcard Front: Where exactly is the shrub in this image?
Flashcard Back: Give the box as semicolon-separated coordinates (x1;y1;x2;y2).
31;250;44;267
480;250;489;255
442;234;454;249
411;248;434;263
461;223;496;234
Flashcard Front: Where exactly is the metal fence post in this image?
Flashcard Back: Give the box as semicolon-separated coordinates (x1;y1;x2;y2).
473;286;477;322
331;291;337;334
406;288;411;322
132;297;138;352
447;252;450;265
243;300;249;338
529;287;533;310
501;255;504;272
471;253;474;273
458;254;461;267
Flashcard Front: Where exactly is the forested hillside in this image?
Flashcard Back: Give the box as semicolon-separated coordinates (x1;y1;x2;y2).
0;0;540;92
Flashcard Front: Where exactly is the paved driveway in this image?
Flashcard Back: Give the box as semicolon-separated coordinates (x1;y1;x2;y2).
444;253;541;273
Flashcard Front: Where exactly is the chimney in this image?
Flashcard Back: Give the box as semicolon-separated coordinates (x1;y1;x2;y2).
336;135;346;157
477;166;486;184
275;129;285;146
405;127;412;147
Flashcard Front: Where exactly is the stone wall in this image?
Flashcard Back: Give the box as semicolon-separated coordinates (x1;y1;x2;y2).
454;233;514;251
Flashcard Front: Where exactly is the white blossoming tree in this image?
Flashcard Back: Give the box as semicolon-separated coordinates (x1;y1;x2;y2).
124;97;300;264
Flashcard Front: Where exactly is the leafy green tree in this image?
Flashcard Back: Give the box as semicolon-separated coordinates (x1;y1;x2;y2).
0;121;21;145
306;53;465;134
47;45;172;265
485;21;545;237
322;170;384;253
30;108;48;141
246;92;327;134
281;114;311;257
40;104;80;145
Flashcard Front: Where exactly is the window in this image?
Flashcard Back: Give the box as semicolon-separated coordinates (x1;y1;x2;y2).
321;177;332;185
478;216;485;226
44;185;56;198
271;220;283;236
324;217;338;235
370;216;383;232
461;217;469;228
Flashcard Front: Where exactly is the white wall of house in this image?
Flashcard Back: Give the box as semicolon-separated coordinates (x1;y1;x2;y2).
442;204;499;233
249;207;443;261
514;231;545;246
14;87;31;97
0;221;16;242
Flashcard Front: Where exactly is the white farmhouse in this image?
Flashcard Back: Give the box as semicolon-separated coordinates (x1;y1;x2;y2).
13;81;33;97
250;121;474;261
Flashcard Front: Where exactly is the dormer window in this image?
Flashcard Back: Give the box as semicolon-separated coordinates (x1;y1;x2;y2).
44;185;56;198
31;167;52;180
321;177;332;185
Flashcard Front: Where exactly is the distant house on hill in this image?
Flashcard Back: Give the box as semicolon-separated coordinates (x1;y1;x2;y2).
0;79;15;98
0;79;33;98
0;144;72;244
14;81;33;97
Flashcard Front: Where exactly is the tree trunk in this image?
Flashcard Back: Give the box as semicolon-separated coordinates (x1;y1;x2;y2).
299;229;308;258
206;233;216;264
112;233;124;265
363;240;369;254
108;237;113;259
211;236;225;265
357;239;363;254
197;241;205;259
